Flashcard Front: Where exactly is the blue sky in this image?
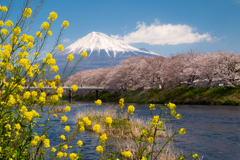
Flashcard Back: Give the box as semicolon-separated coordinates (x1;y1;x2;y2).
3;0;240;57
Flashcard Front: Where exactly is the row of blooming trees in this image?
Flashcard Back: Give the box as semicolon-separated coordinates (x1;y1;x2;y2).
65;51;240;90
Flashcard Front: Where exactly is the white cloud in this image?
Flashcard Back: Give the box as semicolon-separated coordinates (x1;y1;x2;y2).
112;19;216;45
233;0;240;3
63;38;70;43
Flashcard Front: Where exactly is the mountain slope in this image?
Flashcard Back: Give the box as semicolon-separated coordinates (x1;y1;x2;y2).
53;32;164;77
58;32;160;57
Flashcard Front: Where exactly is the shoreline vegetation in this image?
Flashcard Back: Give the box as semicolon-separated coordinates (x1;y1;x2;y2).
63;85;240;106
75;104;187;160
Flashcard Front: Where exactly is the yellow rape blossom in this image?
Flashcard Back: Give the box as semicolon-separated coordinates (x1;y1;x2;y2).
82;117;91;126
21;46;27;50
14;123;21;130
65;106;71;112
193;153;199;159
5;20;13;27
81;51;87;58
57;152;63;158
26;42;33;49
127;105;135;114
93;124;100;134
38;82;44;89
71;84;78;92
23;91;31;99
60;135;66;140
100;133;107;144
12;26;21;35
179;128;186;135
105;117;112;127
60;115;67;122
121;151;131;158
167;102;176;110
62;20;69;28
64;125;70;132
23;8;32;18
141;129;148;137
20;105;28;113
48;11;57;22
78;122;85;132
175;114;182;119
63;152;67;158
95;99;102;106
1;29;8;35
0;20;4;26
27;35;34;41
5;124;11;130
1;6;8;12
50;65;58;73
51;147;56;152
118;98;124;108
96;145;103;153
50;95;59;102
147;137;154;143
57;44;64;51
41;22;50;31
62;144;68;150
67;54;74;62
69;153;78;160
47;30;52;36
171;109;176;116
44;139;50;148
55;75;60;80
77;140;83;146
34;52;39;57
149;103;155;110
36;31;42;37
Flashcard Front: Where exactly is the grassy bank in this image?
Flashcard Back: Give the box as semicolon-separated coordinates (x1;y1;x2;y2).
65;85;240;105
75;105;181;160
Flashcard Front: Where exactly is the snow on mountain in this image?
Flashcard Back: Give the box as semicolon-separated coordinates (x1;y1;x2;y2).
59;32;160;57
52;32;164;78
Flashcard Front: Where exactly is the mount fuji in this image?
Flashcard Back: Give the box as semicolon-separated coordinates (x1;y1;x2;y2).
54;32;164;75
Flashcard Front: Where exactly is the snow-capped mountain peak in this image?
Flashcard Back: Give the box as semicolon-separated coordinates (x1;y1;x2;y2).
61;31;160;57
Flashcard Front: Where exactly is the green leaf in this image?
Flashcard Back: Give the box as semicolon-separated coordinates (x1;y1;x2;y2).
3;111;11;118
153;140;156;146
17;45;24;48
159;144;162;152
146;152;152;160
21;124;28;128
38;124;47;127
134;136;139;141
35;116;43;119
137;139;144;144
158;129;167;132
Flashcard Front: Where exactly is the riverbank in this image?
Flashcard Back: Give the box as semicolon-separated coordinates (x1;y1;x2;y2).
64;85;240;105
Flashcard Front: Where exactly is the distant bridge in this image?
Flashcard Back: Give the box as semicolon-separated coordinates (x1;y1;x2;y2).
24;86;104;91
22;85;104;103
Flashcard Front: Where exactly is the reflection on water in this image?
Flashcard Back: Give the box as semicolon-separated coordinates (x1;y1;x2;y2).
36;103;240;160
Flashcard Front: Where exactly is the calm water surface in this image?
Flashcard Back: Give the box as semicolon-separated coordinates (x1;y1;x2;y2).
36;102;240;160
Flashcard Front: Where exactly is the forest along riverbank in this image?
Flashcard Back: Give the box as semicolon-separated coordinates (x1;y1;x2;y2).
63;86;240;106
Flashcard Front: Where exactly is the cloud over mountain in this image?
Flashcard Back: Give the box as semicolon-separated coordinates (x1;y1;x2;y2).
112;19;216;45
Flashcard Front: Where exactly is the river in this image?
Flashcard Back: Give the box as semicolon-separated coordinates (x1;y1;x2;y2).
35;102;240;160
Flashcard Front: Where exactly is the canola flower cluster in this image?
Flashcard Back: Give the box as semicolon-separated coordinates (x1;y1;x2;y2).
0;5;91;159
105;117;112;127
118;98;124;108
127;105;135;114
